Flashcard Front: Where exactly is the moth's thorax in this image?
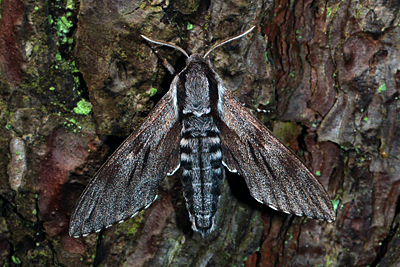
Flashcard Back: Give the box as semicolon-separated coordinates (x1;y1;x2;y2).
183;70;210;116
180;54;216;117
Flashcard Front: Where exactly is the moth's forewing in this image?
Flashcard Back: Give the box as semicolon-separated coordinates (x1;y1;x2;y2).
69;79;181;237
219;89;335;222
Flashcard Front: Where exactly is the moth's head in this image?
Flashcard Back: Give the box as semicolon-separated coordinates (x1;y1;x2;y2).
141;26;255;63
185;54;208;66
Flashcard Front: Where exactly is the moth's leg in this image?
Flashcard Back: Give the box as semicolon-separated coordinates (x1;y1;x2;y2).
240;101;272;114
240;100;274;131
147;45;177;75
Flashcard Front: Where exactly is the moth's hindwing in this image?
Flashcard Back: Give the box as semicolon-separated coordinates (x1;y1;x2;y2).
219;87;335;222
69;78;181;237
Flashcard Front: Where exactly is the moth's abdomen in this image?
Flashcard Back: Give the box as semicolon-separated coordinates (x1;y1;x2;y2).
180;116;224;236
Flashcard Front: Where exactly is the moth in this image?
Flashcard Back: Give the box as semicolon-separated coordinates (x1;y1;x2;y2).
69;26;335;238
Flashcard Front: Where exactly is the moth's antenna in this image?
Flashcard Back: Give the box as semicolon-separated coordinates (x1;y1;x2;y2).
141;35;189;58
203;26;256;59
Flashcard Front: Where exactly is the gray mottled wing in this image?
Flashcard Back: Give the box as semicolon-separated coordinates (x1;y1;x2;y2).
69;78;181;237
219;89;335;222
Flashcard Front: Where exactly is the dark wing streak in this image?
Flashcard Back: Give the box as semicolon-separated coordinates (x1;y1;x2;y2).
220;138;236;172
284;156;331;218
304;170;333;217
70;80;181;237
246;140;284;211
259;146;325;218
275;156;313;216
219;89;335;222
257;146;319;216
167;139;181;175
292;168;322;217
80;120;159;233
259;148;315;216
220;124;280;209
257;146;293;212
91;147;143;229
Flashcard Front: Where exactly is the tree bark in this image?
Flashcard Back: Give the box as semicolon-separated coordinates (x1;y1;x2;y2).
0;0;399;266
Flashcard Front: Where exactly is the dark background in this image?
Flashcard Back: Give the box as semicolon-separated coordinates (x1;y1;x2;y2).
1;0;399;266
